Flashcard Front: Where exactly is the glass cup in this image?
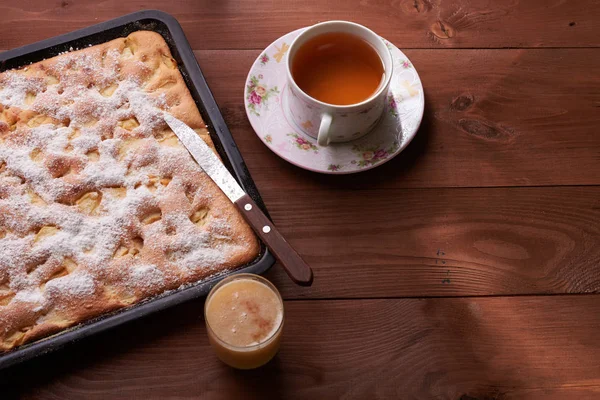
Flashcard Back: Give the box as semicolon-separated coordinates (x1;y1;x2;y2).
204;273;284;369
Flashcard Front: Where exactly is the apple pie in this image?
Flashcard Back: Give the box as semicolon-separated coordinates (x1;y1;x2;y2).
0;31;259;352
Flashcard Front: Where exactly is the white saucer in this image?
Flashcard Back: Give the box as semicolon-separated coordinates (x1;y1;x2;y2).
244;28;424;174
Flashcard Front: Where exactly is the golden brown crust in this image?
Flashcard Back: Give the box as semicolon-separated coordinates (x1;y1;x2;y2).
0;31;259;352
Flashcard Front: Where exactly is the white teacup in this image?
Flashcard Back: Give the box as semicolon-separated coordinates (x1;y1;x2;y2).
285;21;393;146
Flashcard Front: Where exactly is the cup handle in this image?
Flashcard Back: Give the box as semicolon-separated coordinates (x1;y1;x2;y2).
317;113;332;146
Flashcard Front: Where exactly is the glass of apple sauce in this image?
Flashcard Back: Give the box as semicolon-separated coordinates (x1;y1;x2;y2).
204;273;284;369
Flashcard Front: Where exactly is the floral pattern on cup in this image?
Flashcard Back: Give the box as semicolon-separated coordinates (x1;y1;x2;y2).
387;93;400;117
351;141;400;167
327;164;342;172
287;82;387;141
264;134;273;144
287;133;319;153
301;120;314;130
246;75;279;117
260;53;270;66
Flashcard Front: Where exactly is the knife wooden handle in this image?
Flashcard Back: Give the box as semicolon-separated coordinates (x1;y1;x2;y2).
235;194;313;286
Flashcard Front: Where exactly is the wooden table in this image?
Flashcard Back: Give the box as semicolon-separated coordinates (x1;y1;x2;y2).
3;1;600;398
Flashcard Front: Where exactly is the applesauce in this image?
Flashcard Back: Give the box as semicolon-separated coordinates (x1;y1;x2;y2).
204;274;284;369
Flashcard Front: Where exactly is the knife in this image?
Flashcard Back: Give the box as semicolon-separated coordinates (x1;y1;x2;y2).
163;113;313;286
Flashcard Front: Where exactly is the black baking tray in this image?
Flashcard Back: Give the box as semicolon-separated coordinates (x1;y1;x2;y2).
0;10;275;370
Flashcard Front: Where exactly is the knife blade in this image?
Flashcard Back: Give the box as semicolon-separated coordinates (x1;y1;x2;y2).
164;113;313;286
163;113;245;204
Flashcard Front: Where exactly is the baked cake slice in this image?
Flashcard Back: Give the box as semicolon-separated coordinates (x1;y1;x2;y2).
0;31;259;352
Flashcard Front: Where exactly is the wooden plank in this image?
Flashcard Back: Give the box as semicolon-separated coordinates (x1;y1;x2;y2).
0;0;599;50
4;296;600;399
258;186;600;299
195;48;600;189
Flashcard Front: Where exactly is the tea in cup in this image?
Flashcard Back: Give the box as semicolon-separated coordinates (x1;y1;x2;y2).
285;21;393;146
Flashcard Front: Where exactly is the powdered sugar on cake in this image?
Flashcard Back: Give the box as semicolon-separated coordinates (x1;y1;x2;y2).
0;33;257;349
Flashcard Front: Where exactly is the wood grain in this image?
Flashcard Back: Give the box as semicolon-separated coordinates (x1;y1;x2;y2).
195;49;600;190
4;296;600;399
257;186;600;299
0;0;599;50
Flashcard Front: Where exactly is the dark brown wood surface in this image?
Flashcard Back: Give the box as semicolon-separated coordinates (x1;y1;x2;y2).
2;1;600;399
5;296;600;399
1;0;599;49
261;186;600;299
